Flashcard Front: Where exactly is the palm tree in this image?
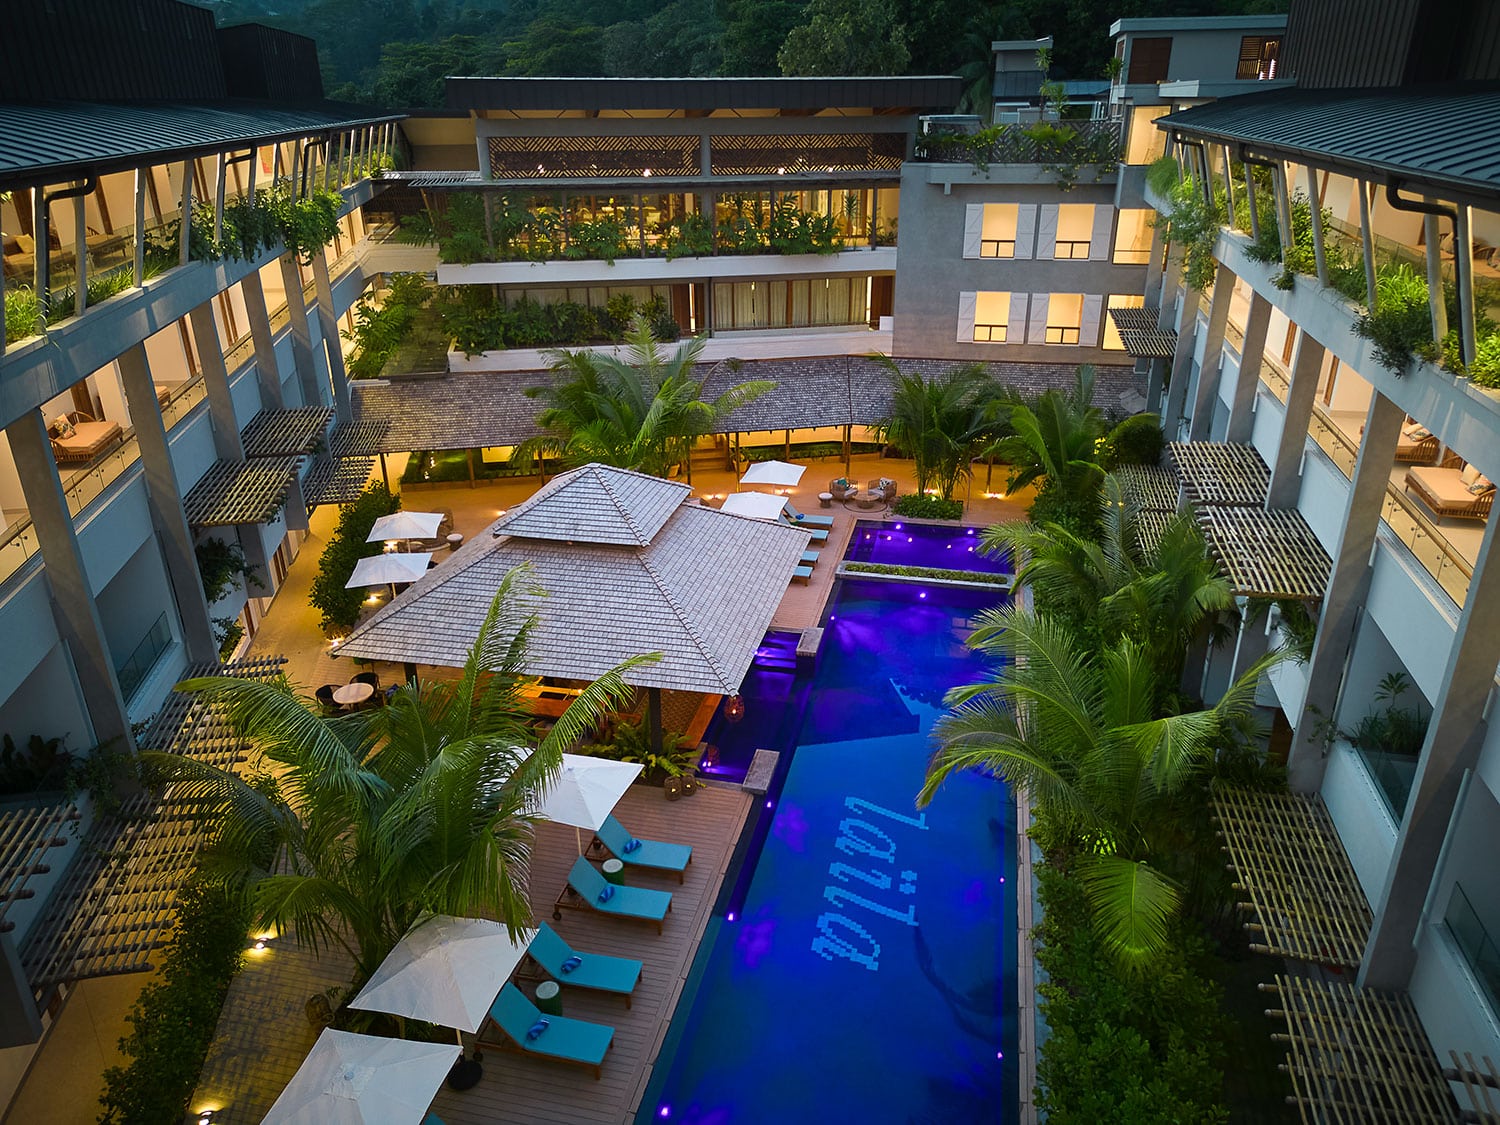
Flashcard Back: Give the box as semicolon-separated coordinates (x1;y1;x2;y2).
871;356;997;499
992;365;1107;528
921;605;1278;966
519;316;773;479
985;475;1235;687
144;565;658;985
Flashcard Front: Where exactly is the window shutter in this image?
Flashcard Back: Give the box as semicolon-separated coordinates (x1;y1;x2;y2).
1080;295;1103;346
1034;205;1058;260
1008;293;1029;343
1027;294;1049;344
1089;205;1115;260
957;291;977;343
962;204;983;259
1014;204;1038;259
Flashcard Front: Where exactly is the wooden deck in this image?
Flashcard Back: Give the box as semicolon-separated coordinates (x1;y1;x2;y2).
194;780;750;1124
430;782;750;1125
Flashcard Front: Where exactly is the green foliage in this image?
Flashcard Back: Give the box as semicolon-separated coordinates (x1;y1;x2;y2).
195;537;260;604
581;719;693;783
662;212;715;260
1354;262;1433;375
1100;413;1165;470
873;359;999;500
144;571;659;984
841;560;1008;585
993;365;1108;533
44;266;138;325
1033;865;1230;1124
307;485;401;634
437;288;680;356
1145;155;1181;198
345;273;433;378
1343;671;1428;759
0;732;71;795
4;283;43;343
1468;332;1500;388
565;215;629;264
777;0;910;76
97;879;251;1125
213;616;246;661
890;493;965;520
1161;176;1221;291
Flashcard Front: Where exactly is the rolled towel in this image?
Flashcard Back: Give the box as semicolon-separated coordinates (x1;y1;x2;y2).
623;837;643;853
597;884;615;903
526;1018;550;1041
560;955;583;974
794;513;805;521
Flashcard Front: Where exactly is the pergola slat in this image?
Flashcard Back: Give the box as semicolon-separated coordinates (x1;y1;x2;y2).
17;657;285;994
182;457;300;526
0;804;82;929
303;455;377;508
1197;507;1332;599
1212;788;1371;969
1168;441;1271;507
239;407;334;458
328;419;390;459
1110;306;1177;358
1113;464;1181;512
1263;975;1461;1123
1445;1052;1500;1122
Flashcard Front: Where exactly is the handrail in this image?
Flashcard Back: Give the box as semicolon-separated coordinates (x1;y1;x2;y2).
1445;882;1500;1021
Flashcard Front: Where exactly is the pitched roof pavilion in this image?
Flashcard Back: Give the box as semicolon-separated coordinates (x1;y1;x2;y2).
336;464;810;695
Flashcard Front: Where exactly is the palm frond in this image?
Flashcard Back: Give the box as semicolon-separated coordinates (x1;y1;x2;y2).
1076;853;1182;968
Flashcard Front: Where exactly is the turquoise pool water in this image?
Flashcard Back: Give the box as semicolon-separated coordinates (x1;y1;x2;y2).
639;577;1016;1123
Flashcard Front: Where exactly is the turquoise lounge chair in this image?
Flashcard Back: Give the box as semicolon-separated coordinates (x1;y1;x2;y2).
779;514;828;542
528;922;643;1006
800;550;820;565
479;982;614;1080
791;565;813;584
782;501;834;528
594;813;694;883
557;855;672;933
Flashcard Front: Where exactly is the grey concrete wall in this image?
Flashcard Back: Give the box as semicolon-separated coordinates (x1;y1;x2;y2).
891;164;1147;365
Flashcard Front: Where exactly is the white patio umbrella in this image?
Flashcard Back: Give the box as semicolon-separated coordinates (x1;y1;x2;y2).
261;1028;459;1125
740;459;806;489
367;511;446;543
719;492;788;521
348;915;537;1035
533;752;643;852
346;552;433;590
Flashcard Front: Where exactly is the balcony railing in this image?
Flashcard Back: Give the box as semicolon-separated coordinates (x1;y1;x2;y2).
1256;347;1475;607
115;611;172;701
1445;882;1500;1021
912;119;1124;168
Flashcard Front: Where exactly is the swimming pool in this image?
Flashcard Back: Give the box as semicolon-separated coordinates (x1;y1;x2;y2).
640;578;1017;1123
843;520;1010;574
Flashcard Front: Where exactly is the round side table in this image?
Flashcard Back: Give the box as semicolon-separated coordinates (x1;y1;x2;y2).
818;491;834;508
535;979;563;1016
601;858;626;885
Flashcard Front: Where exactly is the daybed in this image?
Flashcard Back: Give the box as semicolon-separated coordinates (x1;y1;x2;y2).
1405;462;1495;521
48;411;122;464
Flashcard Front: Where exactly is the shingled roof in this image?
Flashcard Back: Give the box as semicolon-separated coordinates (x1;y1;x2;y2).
336;464;810;695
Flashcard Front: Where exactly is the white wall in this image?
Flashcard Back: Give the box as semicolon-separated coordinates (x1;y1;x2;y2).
1322;742;1400;903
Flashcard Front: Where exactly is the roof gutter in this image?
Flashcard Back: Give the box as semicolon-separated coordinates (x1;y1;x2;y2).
1386;180;1473;367
33;176;96;312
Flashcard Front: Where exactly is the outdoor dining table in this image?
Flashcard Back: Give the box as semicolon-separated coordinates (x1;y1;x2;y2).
333;682;375;706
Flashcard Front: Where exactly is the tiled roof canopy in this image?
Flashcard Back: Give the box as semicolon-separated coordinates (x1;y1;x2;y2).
1211;787;1371;970
337;464;810;695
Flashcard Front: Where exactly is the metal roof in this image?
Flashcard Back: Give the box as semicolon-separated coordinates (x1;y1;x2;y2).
445;76;962;114
1157;85;1500;202
337;464;810;695
0;100;403;189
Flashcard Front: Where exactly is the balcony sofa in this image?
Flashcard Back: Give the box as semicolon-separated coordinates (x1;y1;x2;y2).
47;411;122;464
1405;461;1495;521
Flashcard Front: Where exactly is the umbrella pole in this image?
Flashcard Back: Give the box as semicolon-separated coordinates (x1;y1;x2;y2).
647;687;664;756
575;825;583;855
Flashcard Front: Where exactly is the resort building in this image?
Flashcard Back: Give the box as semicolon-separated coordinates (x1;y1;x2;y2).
1133;0;1500;1112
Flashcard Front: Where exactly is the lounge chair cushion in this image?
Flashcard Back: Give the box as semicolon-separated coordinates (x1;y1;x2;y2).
488;983;613;1070
596;814;694;875
1461;463;1481;486
529;923;642;997
568;855;672;922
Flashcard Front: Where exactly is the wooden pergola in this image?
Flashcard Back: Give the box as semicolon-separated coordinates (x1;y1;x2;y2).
1197;506;1332;599
183;457;300;526
7;657;284;999
1168;441;1272;507
1212;787;1371;969
1261;975;1465;1123
239;407;334;458
1109;306;1178;358
1113;464;1181;512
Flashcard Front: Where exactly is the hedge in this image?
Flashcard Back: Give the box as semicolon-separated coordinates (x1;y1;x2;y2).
98;880;251;1124
891;494;964;520
308;484;401;633
840;561;1009;586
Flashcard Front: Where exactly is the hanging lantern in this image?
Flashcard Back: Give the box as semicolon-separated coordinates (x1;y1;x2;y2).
725;694;746;723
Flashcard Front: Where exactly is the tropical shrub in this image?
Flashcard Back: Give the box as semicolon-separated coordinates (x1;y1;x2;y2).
1100;412;1164;470
891;494;964;520
662;212;714;260
4;283;43;342
345;273;434;378
840;561;1007;585
195;536;260;603
992;366;1107;534
1162;176;1222;291
872;358;999;500
98;879;251;1125
307;484;401;634
1354;263;1433;374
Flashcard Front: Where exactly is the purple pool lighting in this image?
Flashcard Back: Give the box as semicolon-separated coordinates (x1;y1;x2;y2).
843;521;1009;574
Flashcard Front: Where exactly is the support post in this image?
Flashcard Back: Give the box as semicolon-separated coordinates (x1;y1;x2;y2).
1186;264;1234;441
1265;334;1325;509
1225;293;1271;443
1360;509;1500;989
1359;181;1378;310
1424;214;1449;344
133;167;146;287
73;192;88;316
117;344;218;664
310;245;352;422
4;410;134;751
1286;392;1402;792
240;271;285;410
188;303;246;461
1455;203;1477;368
647;687;664;755
279;254;322;408
178;160;193;269
1161;281;1203;438
1303;164;1328;286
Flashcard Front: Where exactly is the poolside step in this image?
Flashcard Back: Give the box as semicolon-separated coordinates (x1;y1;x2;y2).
796;627;823;662
741;749;779;795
